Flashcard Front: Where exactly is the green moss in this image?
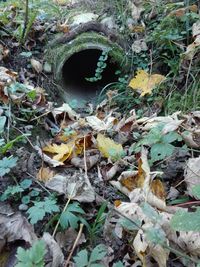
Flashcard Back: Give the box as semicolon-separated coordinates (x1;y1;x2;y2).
46;31;129;81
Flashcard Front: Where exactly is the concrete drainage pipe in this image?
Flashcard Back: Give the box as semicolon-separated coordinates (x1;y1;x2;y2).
46;31;129;102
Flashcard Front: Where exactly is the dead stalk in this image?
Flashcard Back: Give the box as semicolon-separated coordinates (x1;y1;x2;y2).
64;223;84;267
52;184;76;238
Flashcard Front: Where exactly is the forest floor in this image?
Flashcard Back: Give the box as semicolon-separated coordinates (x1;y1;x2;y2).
0;0;200;267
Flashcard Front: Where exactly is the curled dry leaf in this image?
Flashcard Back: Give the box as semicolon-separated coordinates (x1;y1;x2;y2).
35;145;64;167
42;232;64;267
42;143;74;162
184;156;200;199
112;149;166;210
0;210;37;253
137;112;183;132
86;114;117;132
52;103;80;121
181;131;200;148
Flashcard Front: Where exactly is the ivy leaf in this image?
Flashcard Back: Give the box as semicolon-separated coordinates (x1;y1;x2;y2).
0;156;18;177
60;202;85;229
170;207;200;231
27;197;59;224
150;143;174;162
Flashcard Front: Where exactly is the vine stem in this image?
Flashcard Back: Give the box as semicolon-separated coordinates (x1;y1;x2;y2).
64;223;84;267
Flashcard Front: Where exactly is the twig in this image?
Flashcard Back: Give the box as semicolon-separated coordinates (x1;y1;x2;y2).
13;126;35;149
30;111;51;122
64;223;84;267
52;184;76;238
26;172;52;195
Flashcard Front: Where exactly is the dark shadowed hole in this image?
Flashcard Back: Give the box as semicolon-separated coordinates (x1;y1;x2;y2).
62;49;120;99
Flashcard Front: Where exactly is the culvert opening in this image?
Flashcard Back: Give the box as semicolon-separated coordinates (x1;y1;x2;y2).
62;49;120;99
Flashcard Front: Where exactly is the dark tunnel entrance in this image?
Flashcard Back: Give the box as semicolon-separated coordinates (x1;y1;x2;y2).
62;49;120;99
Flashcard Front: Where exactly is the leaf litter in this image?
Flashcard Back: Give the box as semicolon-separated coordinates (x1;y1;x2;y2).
0;1;200;267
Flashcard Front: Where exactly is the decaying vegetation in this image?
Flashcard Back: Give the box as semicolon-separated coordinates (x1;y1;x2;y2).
0;0;200;266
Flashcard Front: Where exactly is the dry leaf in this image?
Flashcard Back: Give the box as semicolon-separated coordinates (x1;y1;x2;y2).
129;70;165;96
150;179;166;201
43;143;74;162
45;172;95;202
86;115;116;131
52;103;79;121
119;160;145;191
37;167;55;182
112;148;166;210
30;59;43;73
0;210;37;252
71;150;100;170
181;131;200;148
35;145;64;167
42;233;64;267
97;133;124;161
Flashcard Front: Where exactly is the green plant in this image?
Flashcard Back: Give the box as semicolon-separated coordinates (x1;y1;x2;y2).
86;50;109;82
87;202;107;244
73;244;107;267
59;201;85;230
27;196;59;224
131;123;183;163
0;178;32;201
16;240;46;267
0;156;18;177
170;207;200;231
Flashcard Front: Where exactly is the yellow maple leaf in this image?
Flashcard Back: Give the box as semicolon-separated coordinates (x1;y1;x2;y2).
43;143;74;162
129;70;165;96
97;133;124;161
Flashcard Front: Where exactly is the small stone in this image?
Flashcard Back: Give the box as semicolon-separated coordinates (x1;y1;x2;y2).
18;204;28;211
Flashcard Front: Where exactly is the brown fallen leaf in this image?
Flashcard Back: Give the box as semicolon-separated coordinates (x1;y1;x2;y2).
37;166;55;182
71;150;100;170
0;208;37;253
45;172;95;202
42;232;64;267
